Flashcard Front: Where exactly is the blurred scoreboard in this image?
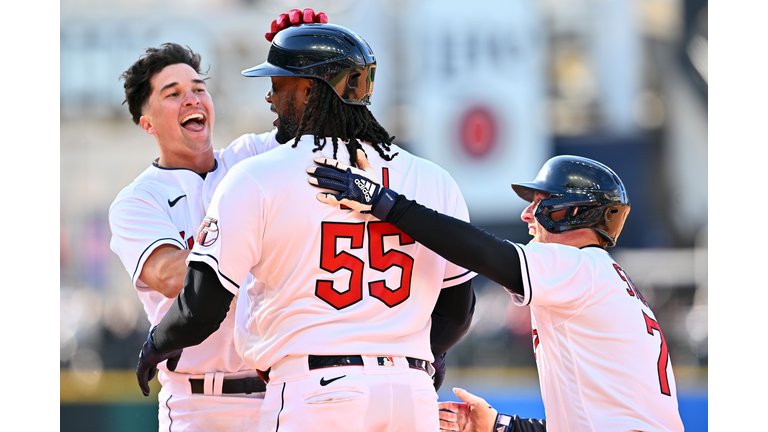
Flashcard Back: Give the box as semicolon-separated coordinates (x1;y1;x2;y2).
351;0;551;225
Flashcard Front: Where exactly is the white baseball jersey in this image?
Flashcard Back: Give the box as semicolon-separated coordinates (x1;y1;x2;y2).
109;130;278;376
187;135;476;372
507;242;684;432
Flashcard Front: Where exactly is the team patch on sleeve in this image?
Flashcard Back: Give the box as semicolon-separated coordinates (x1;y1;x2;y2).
195;216;220;247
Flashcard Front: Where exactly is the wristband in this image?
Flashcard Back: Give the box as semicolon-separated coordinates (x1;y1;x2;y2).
494;412;513;432
370;187;397;221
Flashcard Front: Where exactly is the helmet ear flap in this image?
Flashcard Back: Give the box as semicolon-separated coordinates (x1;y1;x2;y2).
596;204;631;247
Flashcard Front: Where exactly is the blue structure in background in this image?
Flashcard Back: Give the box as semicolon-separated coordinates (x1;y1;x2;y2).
438;388;707;431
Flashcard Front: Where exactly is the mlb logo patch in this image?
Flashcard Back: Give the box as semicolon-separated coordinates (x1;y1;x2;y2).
377;356;394;367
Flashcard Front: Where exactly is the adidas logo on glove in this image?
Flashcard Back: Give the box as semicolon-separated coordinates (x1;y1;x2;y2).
355;178;377;203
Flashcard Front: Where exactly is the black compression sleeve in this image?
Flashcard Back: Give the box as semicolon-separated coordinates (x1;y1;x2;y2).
511;415;547;432
387;195;525;295
429;279;475;357
152;261;235;352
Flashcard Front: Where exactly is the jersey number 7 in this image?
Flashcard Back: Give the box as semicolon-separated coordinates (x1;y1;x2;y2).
643;311;672;396
315;221;415;310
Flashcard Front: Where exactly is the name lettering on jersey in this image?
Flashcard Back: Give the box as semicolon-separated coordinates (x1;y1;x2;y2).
613;264;648;307
179;231;194;250
196;217;220;247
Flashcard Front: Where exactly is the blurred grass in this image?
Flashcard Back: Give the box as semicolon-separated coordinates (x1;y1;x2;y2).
61;370;161;403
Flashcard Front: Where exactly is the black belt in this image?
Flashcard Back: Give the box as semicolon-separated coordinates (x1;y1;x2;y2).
189;376;266;395
307;355;430;374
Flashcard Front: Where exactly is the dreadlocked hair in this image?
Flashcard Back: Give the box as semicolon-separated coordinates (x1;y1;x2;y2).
292;79;398;167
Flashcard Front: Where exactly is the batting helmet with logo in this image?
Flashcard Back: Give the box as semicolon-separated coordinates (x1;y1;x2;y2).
511;155;631;247
242;23;376;105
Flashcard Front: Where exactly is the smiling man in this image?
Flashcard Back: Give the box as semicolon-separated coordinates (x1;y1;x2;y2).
138;63;215;172
108;43;279;431
135;23;477;432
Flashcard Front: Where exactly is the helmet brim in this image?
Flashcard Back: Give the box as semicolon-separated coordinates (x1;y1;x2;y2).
511;182;563;203
242;62;298;77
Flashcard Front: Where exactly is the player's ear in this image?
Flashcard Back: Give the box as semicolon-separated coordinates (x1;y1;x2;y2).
140;115;155;135
301;78;313;105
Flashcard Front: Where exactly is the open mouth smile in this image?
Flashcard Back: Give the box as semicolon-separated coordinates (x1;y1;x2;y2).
181;113;206;132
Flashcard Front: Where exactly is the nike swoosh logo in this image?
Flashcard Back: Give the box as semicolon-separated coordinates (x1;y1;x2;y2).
319;375;346;386
168;195;186;207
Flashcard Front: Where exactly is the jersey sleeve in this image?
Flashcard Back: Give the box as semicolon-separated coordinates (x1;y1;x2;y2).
186;167;265;296
438;175;476;288
508;242;594;309
108;187;186;290
217;130;280;168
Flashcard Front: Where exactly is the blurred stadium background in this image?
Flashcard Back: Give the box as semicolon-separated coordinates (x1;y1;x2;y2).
60;0;707;430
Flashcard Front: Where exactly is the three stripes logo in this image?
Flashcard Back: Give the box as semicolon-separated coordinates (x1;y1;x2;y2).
354;178;377;203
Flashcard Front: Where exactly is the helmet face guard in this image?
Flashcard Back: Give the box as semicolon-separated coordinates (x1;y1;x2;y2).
242;23;376;105
512;156;631;247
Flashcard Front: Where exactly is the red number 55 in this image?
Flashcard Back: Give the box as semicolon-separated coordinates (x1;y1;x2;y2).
315;221;415;310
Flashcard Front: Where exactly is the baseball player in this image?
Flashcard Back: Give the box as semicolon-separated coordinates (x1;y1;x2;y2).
108;42;279;431
133;22;477;432
307;153;686;432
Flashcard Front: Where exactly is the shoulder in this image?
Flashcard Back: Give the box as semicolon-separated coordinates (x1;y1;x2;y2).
226;131;278;150
523;241;582;255
109;167;175;212
380;144;457;179
217;130;280;163
519;242;589;265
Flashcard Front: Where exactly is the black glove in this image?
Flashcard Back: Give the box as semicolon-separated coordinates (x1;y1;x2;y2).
307;155;398;221
136;326;183;396
432;352;447;391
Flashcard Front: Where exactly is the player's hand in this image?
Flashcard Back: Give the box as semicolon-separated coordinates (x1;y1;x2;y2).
438;388;498;432
432;352;447;391
265;8;329;41
307;150;398;220
136;326;183;397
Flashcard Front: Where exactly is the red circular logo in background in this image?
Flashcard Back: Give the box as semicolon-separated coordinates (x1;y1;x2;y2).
458;106;498;159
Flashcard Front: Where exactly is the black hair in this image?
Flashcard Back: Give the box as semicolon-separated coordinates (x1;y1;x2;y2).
292;79;398;166
120;43;205;125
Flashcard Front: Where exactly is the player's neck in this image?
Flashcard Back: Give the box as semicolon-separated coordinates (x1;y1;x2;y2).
547;229;603;249
157;149;215;174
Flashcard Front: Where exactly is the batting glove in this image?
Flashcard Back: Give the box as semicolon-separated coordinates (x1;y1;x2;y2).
136;326;182;397
307;156;398;221
432;352;447;391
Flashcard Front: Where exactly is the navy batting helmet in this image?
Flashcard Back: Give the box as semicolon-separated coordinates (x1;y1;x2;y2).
242;23;376;105
511;155;631;247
